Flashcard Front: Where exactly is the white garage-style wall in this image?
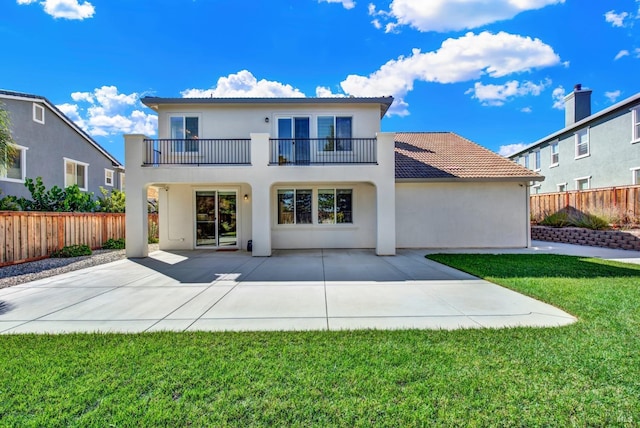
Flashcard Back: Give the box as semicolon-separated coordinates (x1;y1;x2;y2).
396;181;530;248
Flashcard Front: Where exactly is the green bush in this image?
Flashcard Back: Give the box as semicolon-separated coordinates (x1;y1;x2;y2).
102;238;125;250
539;209;610;230
539;211;571;227
50;244;92;258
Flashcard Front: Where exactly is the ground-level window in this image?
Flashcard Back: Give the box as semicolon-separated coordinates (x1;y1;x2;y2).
33;103;45;124
531;184;541;194
632;168;640;185
104;169;114;186
64;158;88;190
557;183;567;192
0;144;27;182
318;189;353;224
277;189;312;224
575;176;591;191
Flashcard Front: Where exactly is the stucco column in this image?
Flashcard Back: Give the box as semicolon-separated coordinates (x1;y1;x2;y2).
249;133;272;256
124;134;149;258
376;132;396;255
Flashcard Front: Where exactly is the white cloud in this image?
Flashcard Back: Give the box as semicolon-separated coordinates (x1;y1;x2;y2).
56;86;158;137
604;10;629;27
552;86;566;110
499;143;528;157
521;106;533;113
318;0;356;9
466;79;551;106
615;50;630;60
605;90;622;103
372;0;564;33
635;48;640;58
315;86;347;97
339;31;561;115
181;70;305;98
17;0;95;20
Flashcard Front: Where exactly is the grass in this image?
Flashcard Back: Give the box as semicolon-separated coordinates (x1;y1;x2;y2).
1;254;639;426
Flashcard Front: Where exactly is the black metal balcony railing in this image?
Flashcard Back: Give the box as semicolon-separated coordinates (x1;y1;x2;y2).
143;139;251;166
269;138;377;165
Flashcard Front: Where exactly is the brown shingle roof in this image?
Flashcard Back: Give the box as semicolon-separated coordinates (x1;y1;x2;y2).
395;132;543;181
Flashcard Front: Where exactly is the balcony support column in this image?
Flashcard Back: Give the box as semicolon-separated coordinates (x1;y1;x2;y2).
124;134;150;258
375;132;396;255
249;133;272;256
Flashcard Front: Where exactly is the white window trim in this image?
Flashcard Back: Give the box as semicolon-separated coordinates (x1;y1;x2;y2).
0;144;28;183
104;169;114;187
33;103;45;124
64;158;89;190
574;176;591;191
533;150;541;172
631;106;640;144
574;128;590;160
631;167;640;185
549;142;559;168
557;183;568;192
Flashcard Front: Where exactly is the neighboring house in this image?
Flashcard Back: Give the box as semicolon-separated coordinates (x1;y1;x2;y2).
509;85;640;194
125;96;541;257
0;90;124;199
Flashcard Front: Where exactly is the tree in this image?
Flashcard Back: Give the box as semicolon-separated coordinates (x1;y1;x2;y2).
0;102;17;176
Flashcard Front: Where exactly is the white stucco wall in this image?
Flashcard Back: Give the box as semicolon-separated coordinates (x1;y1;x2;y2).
395;181;530;248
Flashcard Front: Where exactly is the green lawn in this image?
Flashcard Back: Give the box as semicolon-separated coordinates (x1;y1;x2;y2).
1;254;639;427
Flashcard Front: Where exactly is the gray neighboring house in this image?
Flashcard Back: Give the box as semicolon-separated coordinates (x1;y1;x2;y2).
0;90;124;199
509;84;640;194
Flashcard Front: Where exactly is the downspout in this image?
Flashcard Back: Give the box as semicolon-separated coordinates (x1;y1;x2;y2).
525;182;531;248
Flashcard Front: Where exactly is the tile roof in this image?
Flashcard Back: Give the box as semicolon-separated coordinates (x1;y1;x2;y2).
395;132;543;181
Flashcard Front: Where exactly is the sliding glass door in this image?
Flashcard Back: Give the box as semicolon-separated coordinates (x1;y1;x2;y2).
195;191;237;248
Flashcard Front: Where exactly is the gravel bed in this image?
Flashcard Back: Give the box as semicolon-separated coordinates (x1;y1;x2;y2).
0;244;159;289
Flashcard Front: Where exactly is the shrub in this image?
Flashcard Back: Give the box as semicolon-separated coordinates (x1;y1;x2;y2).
102;238;125;250
539;211;571;227
50;244;92;258
539;209;610;230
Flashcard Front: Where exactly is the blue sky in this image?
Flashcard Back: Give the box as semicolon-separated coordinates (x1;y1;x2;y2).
3;0;640;164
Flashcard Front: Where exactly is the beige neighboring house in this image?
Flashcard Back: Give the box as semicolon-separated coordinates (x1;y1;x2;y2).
124;96;541;258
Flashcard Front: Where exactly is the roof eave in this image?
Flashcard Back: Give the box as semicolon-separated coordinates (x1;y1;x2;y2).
395;176;545;183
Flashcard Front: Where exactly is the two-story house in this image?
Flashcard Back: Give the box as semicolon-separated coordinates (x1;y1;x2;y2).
509;85;640;194
0;90;124;199
125;96;541;257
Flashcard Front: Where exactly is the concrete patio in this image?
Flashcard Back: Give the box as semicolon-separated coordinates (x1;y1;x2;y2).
0;244;588;334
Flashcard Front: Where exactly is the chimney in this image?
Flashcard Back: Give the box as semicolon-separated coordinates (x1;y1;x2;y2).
564;83;592;127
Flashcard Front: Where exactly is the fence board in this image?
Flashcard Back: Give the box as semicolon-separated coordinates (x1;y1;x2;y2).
0;212;158;267
531;185;640;224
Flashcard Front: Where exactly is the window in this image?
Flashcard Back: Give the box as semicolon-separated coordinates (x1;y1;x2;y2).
0;145;27;182
317;116;352;151
524;153;530;169
120;172;125;191
277;189;312;224
533;150;541;171
318;189;353;224
105;169;114;186
531;184;541;194
575;176;591;191
632;106;640;143
550;142;559;166
632;168;640;185
575;128;589;158
64;158;88;190
557;183;567;192
33;103;44;124
170;116;199;152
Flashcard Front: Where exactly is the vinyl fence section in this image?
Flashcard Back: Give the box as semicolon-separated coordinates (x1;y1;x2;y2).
0;212;160;266
530;185;640;222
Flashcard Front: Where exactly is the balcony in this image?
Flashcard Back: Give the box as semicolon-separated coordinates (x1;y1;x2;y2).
269;138;377;165
143;139;251;166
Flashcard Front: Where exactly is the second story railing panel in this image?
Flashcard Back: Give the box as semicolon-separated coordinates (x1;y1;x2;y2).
269;138;377;165
143;139;251;166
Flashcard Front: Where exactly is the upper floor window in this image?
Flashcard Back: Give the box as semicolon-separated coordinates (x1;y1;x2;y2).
550;142;559;166
575;128;589;159
317;116;352;151
105;169;114;187
632;106;640;144
524;153;530;169
0;144;27;182
533;150;541;171
119;172;125;191
64;158;88;190
33;103;45;124
170;116;199;152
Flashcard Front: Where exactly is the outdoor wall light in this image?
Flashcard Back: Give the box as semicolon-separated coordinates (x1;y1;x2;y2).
244;194;249;201
264;117;269;123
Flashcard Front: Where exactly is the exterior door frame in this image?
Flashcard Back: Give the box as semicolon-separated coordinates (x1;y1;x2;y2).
193;188;239;249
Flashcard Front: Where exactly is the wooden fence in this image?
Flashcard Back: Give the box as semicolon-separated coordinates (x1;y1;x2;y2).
530;185;640;223
0;212;159;266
